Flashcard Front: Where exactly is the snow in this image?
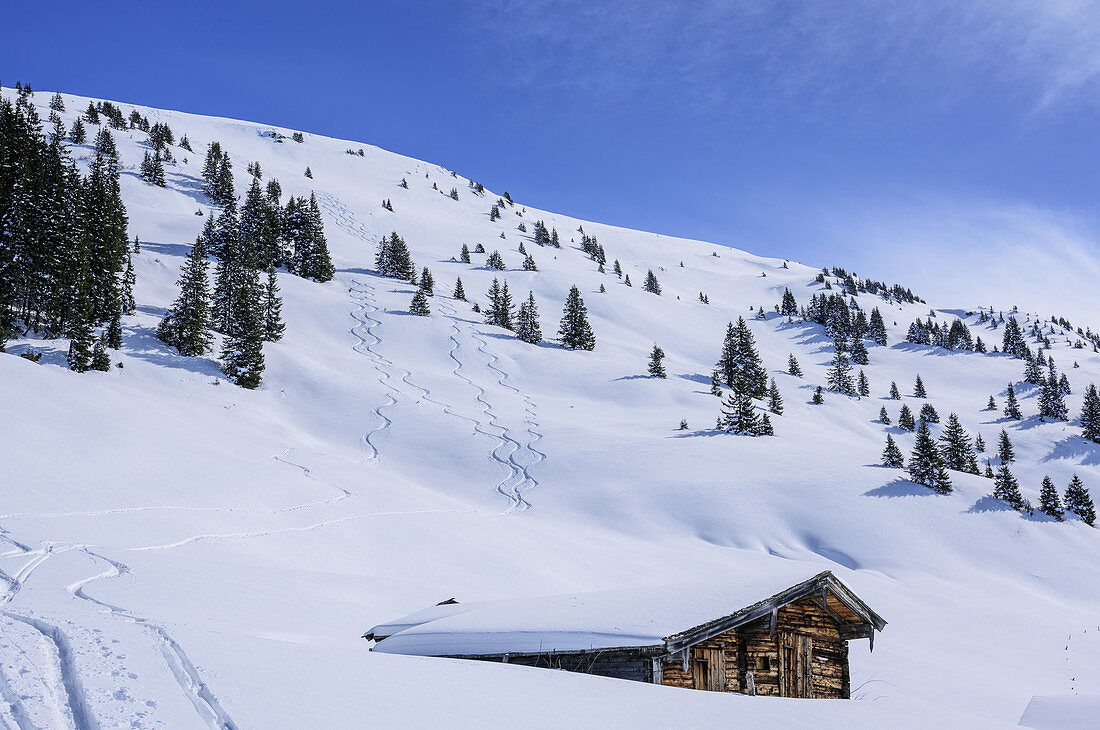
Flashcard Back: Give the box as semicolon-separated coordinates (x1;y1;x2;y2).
368;567;839;655
0;86;1098;728
1018;695;1100;729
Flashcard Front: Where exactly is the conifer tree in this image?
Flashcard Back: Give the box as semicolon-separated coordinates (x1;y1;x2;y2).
304;166;312;178
483;278;515;330
997;429;1015;463
486;250;505;270
1080;383;1100;443
857;369;870;397
811;386;824;405
67;314;95;372
882;434;905;468
909;420;952;493
710;370;722;397
898;404;916;431
642;270;661;295
987;395;997;411
375;232;415;280
715;318;767;397
767;378;783;414
157;240;212;356
419;267;434;296
1039;476;1064;520
220;270;265;389
613;260;622;278
940;413;979;473
90;336;111;371
1039;366;1068;421
993;465;1024;510
459;243;471;263
757;412;774;436
787;354;802;377
1065;475;1096;526
647;345;667;378
975;433;985;452
914;374;927;398
409;288;430;316
868;307;887;346
262;267;285;342
984;461;995;479
558;285;595;350
516;292;542;344
826;349;855;395
890;381;901;399
919;403;940;424
850;339;869;365
69;117;86;144
453;277;466;301
720;386;759;435
1003;383;1022;420
624;274;631;287
879;405;890;424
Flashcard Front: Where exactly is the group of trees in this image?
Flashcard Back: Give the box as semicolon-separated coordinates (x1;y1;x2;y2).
905;317;985;353
0;90;131;371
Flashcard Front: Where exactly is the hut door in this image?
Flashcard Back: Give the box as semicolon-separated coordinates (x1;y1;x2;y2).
779;632;813;698
691;648;726;692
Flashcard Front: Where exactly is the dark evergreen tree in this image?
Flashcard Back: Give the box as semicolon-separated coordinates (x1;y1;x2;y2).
940;413;979;473
1003;383;1022;420
624;274;631;287
826;349;855;395
879;405;890;424
453;277;466;301
1039;476;1064;521
914;374;927;398
69;117;86;144
811;386;824;405
720;386;759;435
993;465;1025;511
516;292;542;344
1065;475;1096;526
419;267;434;296
765;378;783;414
850;339;869;365
1039;366;1068;421
375;232;416;280
898;404;916;431
889;381;901;400
261;267;285;342
486;250;505;270
220;269;265;388
919;403;940;424
975;433;985;452
986;395;997;411
484;278;515;330
1080;383;1100;443
409;288;430;316
648;345;666;378
522;253;537;271
90;336;111;371
868;307;887;345
857;369;870;397
613;259;622;278
710;370;722;397
780;288;798;317
642;269;661;295
997;429;1015;463
558;285;595;350
459;243;470;263
787;354;802;377
882;434;905;468
757;412;774;436
156;240;212;356
715;318;767;398
909;420;952;493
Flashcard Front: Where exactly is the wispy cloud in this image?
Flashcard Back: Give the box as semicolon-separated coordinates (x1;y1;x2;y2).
468;1;1100;118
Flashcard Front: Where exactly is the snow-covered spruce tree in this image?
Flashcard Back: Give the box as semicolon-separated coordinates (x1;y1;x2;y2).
811;386;824;405
716;318;767;398
879;406;891;425
984;461;995;479
986;395;997;411
613;259;622;278
105;309;123;350
720;386;759;435
558;285;595;350
939;413;979;474
220;270;265;389
484;278;515;330
1081;383;1100;443
787;354;802;377
516;292;542;344
889;381;901;400
909;420;952;494
409;289;430;316
850;339;869;365
1038;367;1068;421
67;313;95;373
642;269;661;295
898;404;916;431
919;403;939;424
767;378;783;414
868;307;887;345
826;349;855;395
156;240;212;356
375;232;415;280
486;250;505;270
1065;476;1096;526
453;277;466;301
975;433;985;452
90;336;111;371
648;345;666;378
1023;353;1045;386
1002;315;1027;358
419;267;434;296
710;370;722;397
262;267;285;342
1059;372;1071;395
914;374;927;398
296;194;334;282
857;369;870;397
997;429;1015;463
780;288;798;317
992;465;1024;511
757;412;774;436
624;274;632;287
1039;476;1064;521
522;254;537;271
882;434;905;468
1003;383;1022;420
459;243;471;263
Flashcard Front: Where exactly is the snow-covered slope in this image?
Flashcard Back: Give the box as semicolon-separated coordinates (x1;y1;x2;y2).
1;87;1097;729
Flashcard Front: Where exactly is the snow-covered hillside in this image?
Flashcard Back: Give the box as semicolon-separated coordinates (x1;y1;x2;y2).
1;86;1097;729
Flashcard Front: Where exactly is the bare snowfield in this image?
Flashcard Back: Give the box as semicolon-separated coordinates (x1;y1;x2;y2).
0;87;1097;728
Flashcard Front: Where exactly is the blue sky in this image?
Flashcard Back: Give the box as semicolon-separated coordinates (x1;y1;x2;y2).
5;1;1098;320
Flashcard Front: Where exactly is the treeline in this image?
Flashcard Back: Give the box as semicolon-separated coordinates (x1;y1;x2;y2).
0;87;131;370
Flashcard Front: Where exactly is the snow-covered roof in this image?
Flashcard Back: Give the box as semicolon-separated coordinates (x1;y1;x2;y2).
366;568;884;657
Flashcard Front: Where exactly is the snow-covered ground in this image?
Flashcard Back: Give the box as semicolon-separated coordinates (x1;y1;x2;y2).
1;87;1097;728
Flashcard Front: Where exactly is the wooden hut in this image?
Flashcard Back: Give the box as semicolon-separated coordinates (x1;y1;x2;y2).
365;570;885;699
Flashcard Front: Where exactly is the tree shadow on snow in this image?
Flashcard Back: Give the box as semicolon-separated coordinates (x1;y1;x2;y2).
1040;436;1100;466
670;429;727;439
966;495;1015;514
124;323;225;378
613;374;652;381
141;240;194;259
863;479;936;498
